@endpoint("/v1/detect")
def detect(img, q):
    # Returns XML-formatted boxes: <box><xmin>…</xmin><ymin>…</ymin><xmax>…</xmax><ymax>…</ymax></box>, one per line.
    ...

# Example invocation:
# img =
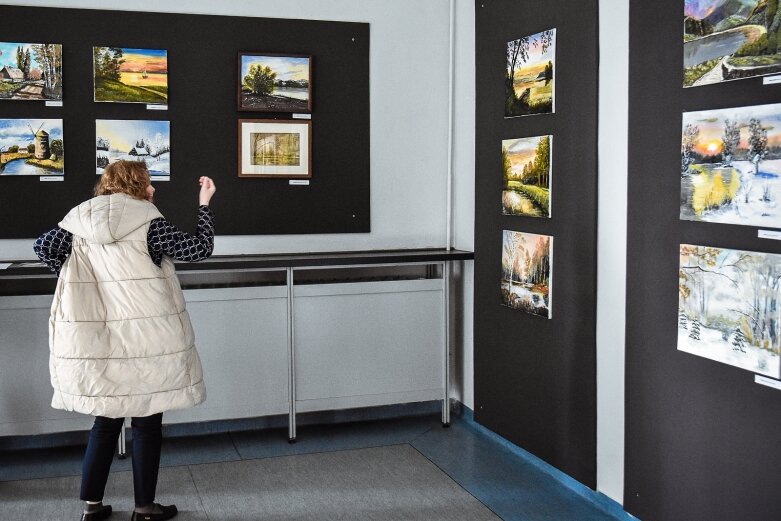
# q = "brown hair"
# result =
<box><xmin>94</xmin><ymin>160</ymin><xmax>150</xmax><ymax>199</ymax></box>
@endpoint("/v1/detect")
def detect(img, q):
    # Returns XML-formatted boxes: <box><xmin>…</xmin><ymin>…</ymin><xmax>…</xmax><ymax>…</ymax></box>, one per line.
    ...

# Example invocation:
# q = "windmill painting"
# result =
<box><xmin>0</xmin><ymin>119</ymin><xmax>63</xmax><ymax>176</ymax></box>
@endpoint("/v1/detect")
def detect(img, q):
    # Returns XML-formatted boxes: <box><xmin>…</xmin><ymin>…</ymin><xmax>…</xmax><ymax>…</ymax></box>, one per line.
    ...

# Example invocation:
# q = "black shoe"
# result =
<box><xmin>81</xmin><ymin>504</ymin><xmax>112</xmax><ymax>520</ymax></box>
<box><xmin>130</xmin><ymin>503</ymin><xmax>177</xmax><ymax>521</ymax></box>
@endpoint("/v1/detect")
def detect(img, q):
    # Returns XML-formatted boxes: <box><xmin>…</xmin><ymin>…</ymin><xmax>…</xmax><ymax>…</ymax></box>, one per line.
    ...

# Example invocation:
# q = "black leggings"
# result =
<box><xmin>79</xmin><ymin>413</ymin><xmax>163</xmax><ymax>507</ymax></box>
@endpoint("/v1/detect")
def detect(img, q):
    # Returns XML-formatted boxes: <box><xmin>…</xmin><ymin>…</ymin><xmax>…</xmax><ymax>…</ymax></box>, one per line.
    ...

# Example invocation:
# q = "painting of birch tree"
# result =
<box><xmin>678</xmin><ymin>244</ymin><xmax>781</xmax><ymax>377</ymax></box>
<box><xmin>501</xmin><ymin>230</ymin><xmax>552</xmax><ymax>318</ymax></box>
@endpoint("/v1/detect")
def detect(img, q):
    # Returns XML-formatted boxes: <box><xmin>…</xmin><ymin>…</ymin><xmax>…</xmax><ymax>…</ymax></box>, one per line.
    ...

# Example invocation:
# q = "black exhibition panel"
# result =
<box><xmin>626</xmin><ymin>1</ymin><xmax>781</xmax><ymax>520</ymax></box>
<box><xmin>0</xmin><ymin>5</ymin><xmax>369</xmax><ymax>239</ymax></box>
<box><xmin>474</xmin><ymin>0</ymin><xmax>598</xmax><ymax>487</ymax></box>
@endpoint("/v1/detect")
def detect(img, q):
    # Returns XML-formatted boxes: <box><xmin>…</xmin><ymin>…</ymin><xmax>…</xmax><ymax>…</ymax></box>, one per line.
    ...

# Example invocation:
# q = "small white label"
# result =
<box><xmin>755</xmin><ymin>375</ymin><xmax>781</xmax><ymax>390</ymax></box>
<box><xmin>289</xmin><ymin>179</ymin><xmax>310</xmax><ymax>186</ymax></box>
<box><xmin>45</xmin><ymin>100</ymin><xmax>63</xmax><ymax>107</ymax></box>
<box><xmin>758</xmin><ymin>229</ymin><xmax>781</xmax><ymax>240</ymax></box>
<box><xmin>40</xmin><ymin>176</ymin><xmax>64</xmax><ymax>182</ymax></box>
<box><xmin>0</xmin><ymin>263</ymin><xmax>12</xmax><ymax>270</ymax></box>
<box><xmin>292</xmin><ymin>113</ymin><xmax>312</xmax><ymax>119</ymax></box>
<box><xmin>763</xmin><ymin>75</ymin><xmax>781</xmax><ymax>85</ymax></box>
<box><xmin>147</xmin><ymin>104</ymin><xmax>168</xmax><ymax>111</ymax></box>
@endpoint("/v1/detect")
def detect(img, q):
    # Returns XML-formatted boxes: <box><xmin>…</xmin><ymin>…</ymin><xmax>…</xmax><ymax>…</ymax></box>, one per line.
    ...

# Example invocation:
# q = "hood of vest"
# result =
<box><xmin>59</xmin><ymin>193</ymin><xmax>164</xmax><ymax>244</ymax></box>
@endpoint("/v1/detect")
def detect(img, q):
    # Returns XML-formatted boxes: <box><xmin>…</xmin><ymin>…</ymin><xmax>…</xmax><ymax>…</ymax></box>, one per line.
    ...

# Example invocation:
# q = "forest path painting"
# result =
<box><xmin>502</xmin><ymin>135</ymin><xmax>551</xmax><ymax>217</ymax></box>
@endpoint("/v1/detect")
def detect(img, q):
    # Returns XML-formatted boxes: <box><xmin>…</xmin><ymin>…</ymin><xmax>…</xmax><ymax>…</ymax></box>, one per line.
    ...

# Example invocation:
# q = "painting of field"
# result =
<box><xmin>0</xmin><ymin>119</ymin><xmax>63</xmax><ymax>176</ymax></box>
<box><xmin>679</xmin><ymin>244</ymin><xmax>781</xmax><ymax>377</ymax></box>
<box><xmin>239</xmin><ymin>53</ymin><xmax>311</xmax><ymax>112</ymax></box>
<box><xmin>681</xmin><ymin>102</ymin><xmax>781</xmax><ymax>228</ymax></box>
<box><xmin>96</xmin><ymin>120</ymin><xmax>170</xmax><ymax>180</ymax></box>
<box><xmin>506</xmin><ymin>29</ymin><xmax>555</xmax><ymax>117</ymax></box>
<box><xmin>0</xmin><ymin>42</ymin><xmax>62</xmax><ymax>101</ymax></box>
<box><xmin>94</xmin><ymin>47</ymin><xmax>168</xmax><ymax>104</ymax></box>
<box><xmin>502</xmin><ymin>135</ymin><xmax>551</xmax><ymax>217</ymax></box>
<box><xmin>683</xmin><ymin>1</ymin><xmax>781</xmax><ymax>87</ymax></box>
<box><xmin>501</xmin><ymin>230</ymin><xmax>552</xmax><ymax>318</ymax></box>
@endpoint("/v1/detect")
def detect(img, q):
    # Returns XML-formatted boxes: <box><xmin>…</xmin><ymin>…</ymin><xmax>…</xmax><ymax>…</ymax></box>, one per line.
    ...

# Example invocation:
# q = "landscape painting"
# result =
<box><xmin>238</xmin><ymin>119</ymin><xmax>311</xmax><ymax>178</ymax></box>
<box><xmin>0</xmin><ymin>42</ymin><xmax>62</xmax><ymax>101</ymax></box>
<box><xmin>505</xmin><ymin>29</ymin><xmax>555</xmax><ymax>117</ymax></box>
<box><xmin>94</xmin><ymin>47</ymin><xmax>168</xmax><ymax>104</ymax></box>
<box><xmin>502</xmin><ymin>135</ymin><xmax>551</xmax><ymax>217</ymax></box>
<box><xmin>0</xmin><ymin>119</ymin><xmax>63</xmax><ymax>176</ymax></box>
<box><xmin>239</xmin><ymin>53</ymin><xmax>311</xmax><ymax>112</ymax></box>
<box><xmin>500</xmin><ymin>230</ymin><xmax>552</xmax><ymax>319</ymax></box>
<box><xmin>678</xmin><ymin>244</ymin><xmax>781</xmax><ymax>378</ymax></box>
<box><xmin>96</xmin><ymin>120</ymin><xmax>170</xmax><ymax>180</ymax></box>
<box><xmin>681</xmin><ymin>103</ymin><xmax>781</xmax><ymax>228</ymax></box>
<box><xmin>684</xmin><ymin>1</ymin><xmax>781</xmax><ymax>87</ymax></box>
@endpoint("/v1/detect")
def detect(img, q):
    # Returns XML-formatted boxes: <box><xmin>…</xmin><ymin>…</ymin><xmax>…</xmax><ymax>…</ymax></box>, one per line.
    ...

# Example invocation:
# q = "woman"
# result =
<box><xmin>33</xmin><ymin>160</ymin><xmax>216</xmax><ymax>521</ymax></box>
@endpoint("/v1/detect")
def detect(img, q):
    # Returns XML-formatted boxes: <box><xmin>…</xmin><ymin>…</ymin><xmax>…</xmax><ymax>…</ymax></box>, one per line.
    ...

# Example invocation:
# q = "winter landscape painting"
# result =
<box><xmin>681</xmin><ymin>103</ymin><xmax>781</xmax><ymax>228</ymax></box>
<box><xmin>239</xmin><ymin>53</ymin><xmax>311</xmax><ymax>112</ymax></box>
<box><xmin>94</xmin><ymin>47</ymin><xmax>168</xmax><ymax>104</ymax></box>
<box><xmin>505</xmin><ymin>29</ymin><xmax>555</xmax><ymax>117</ymax></box>
<box><xmin>500</xmin><ymin>230</ymin><xmax>552</xmax><ymax>319</ymax></box>
<box><xmin>502</xmin><ymin>135</ymin><xmax>551</xmax><ymax>217</ymax></box>
<box><xmin>684</xmin><ymin>1</ymin><xmax>781</xmax><ymax>87</ymax></box>
<box><xmin>0</xmin><ymin>42</ymin><xmax>62</xmax><ymax>100</ymax></box>
<box><xmin>96</xmin><ymin>120</ymin><xmax>170</xmax><ymax>180</ymax></box>
<box><xmin>678</xmin><ymin>244</ymin><xmax>781</xmax><ymax>378</ymax></box>
<box><xmin>0</xmin><ymin>119</ymin><xmax>63</xmax><ymax>176</ymax></box>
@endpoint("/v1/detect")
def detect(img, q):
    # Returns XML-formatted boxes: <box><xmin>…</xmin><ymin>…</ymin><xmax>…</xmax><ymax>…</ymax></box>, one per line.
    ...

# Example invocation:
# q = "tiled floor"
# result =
<box><xmin>0</xmin><ymin>414</ymin><xmax>628</xmax><ymax>521</ymax></box>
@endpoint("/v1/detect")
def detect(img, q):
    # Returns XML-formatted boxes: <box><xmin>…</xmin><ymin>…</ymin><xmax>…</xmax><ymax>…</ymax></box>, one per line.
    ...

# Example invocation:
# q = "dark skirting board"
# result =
<box><xmin>626</xmin><ymin>1</ymin><xmax>781</xmax><ymax>520</ymax></box>
<box><xmin>0</xmin><ymin>5</ymin><xmax>369</xmax><ymax>239</ymax></box>
<box><xmin>474</xmin><ymin>1</ymin><xmax>599</xmax><ymax>488</ymax></box>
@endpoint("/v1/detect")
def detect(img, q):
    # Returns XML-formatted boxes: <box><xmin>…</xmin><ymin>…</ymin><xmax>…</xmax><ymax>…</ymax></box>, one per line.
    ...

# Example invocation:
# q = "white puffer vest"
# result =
<box><xmin>49</xmin><ymin>193</ymin><xmax>206</xmax><ymax>418</ymax></box>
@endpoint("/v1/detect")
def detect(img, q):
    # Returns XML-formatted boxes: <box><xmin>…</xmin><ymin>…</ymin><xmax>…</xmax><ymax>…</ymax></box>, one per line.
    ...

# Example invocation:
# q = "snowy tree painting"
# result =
<box><xmin>95</xmin><ymin>119</ymin><xmax>170</xmax><ymax>180</ymax></box>
<box><xmin>678</xmin><ymin>244</ymin><xmax>781</xmax><ymax>378</ymax></box>
<box><xmin>680</xmin><ymin>103</ymin><xmax>781</xmax><ymax>228</ymax></box>
<box><xmin>500</xmin><ymin>230</ymin><xmax>552</xmax><ymax>318</ymax></box>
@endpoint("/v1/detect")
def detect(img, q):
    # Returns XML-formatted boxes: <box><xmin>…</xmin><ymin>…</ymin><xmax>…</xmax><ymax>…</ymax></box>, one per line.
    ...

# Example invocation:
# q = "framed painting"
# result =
<box><xmin>238</xmin><ymin>53</ymin><xmax>312</xmax><ymax>113</ymax></box>
<box><xmin>238</xmin><ymin>119</ymin><xmax>312</xmax><ymax>178</ymax></box>
<box><xmin>505</xmin><ymin>29</ymin><xmax>555</xmax><ymax>117</ymax></box>
<box><xmin>502</xmin><ymin>135</ymin><xmax>552</xmax><ymax>217</ymax></box>
<box><xmin>500</xmin><ymin>230</ymin><xmax>553</xmax><ymax>319</ymax></box>
<box><xmin>0</xmin><ymin>42</ymin><xmax>62</xmax><ymax>101</ymax></box>
<box><xmin>93</xmin><ymin>47</ymin><xmax>168</xmax><ymax>105</ymax></box>
<box><xmin>96</xmin><ymin>119</ymin><xmax>170</xmax><ymax>181</ymax></box>
<box><xmin>683</xmin><ymin>1</ymin><xmax>781</xmax><ymax>88</ymax></box>
<box><xmin>679</xmin><ymin>244</ymin><xmax>781</xmax><ymax>377</ymax></box>
<box><xmin>0</xmin><ymin>119</ymin><xmax>64</xmax><ymax>176</ymax></box>
<box><xmin>681</xmin><ymin>102</ymin><xmax>781</xmax><ymax>228</ymax></box>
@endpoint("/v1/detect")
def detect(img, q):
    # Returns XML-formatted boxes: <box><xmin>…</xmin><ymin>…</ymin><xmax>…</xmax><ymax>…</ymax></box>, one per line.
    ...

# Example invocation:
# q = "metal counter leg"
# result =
<box><xmin>117</xmin><ymin>420</ymin><xmax>127</xmax><ymax>459</ymax></box>
<box><xmin>287</xmin><ymin>267</ymin><xmax>297</xmax><ymax>443</ymax></box>
<box><xmin>442</xmin><ymin>261</ymin><xmax>451</xmax><ymax>427</ymax></box>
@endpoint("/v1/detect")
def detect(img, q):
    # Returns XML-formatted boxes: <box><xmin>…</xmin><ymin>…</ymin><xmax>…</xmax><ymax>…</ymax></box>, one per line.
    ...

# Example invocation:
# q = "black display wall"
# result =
<box><xmin>626</xmin><ymin>1</ymin><xmax>781</xmax><ymax>520</ymax></box>
<box><xmin>474</xmin><ymin>0</ymin><xmax>599</xmax><ymax>486</ymax></box>
<box><xmin>0</xmin><ymin>5</ymin><xmax>369</xmax><ymax>240</ymax></box>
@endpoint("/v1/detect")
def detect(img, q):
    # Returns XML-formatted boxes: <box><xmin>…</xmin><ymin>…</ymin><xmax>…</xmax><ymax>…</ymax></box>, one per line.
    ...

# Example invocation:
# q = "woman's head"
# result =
<box><xmin>94</xmin><ymin>160</ymin><xmax>154</xmax><ymax>201</ymax></box>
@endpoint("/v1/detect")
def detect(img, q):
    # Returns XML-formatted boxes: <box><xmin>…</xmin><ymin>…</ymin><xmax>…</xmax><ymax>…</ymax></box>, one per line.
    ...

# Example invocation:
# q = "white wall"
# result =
<box><xmin>596</xmin><ymin>0</ymin><xmax>629</xmax><ymax>505</ymax></box>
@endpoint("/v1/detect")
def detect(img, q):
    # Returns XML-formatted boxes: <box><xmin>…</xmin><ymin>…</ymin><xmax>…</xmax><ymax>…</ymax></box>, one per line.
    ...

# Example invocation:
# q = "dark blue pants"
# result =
<box><xmin>79</xmin><ymin>413</ymin><xmax>163</xmax><ymax>507</ymax></box>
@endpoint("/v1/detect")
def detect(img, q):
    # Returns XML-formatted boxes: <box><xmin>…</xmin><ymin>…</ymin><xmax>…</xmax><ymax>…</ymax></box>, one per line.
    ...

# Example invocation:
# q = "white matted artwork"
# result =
<box><xmin>678</xmin><ymin>244</ymin><xmax>781</xmax><ymax>378</ymax></box>
<box><xmin>238</xmin><ymin>119</ymin><xmax>311</xmax><ymax>178</ymax></box>
<box><xmin>500</xmin><ymin>230</ymin><xmax>552</xmax><ymax>319</ymax></box>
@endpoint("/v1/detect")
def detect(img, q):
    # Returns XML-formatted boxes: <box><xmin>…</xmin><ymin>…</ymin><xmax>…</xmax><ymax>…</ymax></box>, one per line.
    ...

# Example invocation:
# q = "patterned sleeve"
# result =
<box><xmin>33</xmin><ymin>227</ymin><xmax>73</xmax><ymax>276</ymax></box>
<box><xmin>147</xmin><ymin>205</ymin><xmax>215</xmax><ymax>266</ymax></box>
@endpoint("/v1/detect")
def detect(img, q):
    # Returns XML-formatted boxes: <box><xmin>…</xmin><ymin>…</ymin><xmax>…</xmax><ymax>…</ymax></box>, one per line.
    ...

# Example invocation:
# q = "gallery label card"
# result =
<box><xmin>755</xmin><ymin>375</ymin><xmax>781</xmax><ymax>391</ymax></box>
<box><xmin>45</xmin><ymin>101</ymin><xmax>63</xmax><ymax>107</ymax></box>
<box><xmin>763</xmin><ymin>75</ymin><xmax>781</xmax><ymax>85</ymax></box>
<box><xmin>147</xmin><ymin>104</ymin><xmax>168</xmax><ymax>111</ymax></box>
<box><xmin>292</xmin><ymin>113</ymin><xmax>312</xmax><ymax>119</ymax></box>
<box><xmin>758</xmin><ymin>229</ymin><xmax>781</xmax><ymax>240</ymax></box>
<box><xmin>289</xmin><ymin>180</ymin><xmax>310</xmax><ymax>186</ymax></box>
<box><xmin>40</xmin><ymin>176</ymin><xmax>64</xmax><ymax>182</ymax></box>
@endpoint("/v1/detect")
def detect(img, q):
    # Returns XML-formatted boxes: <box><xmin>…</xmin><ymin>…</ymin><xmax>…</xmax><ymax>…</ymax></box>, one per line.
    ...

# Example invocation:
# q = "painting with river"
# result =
<box><xmin>502</xmin><ymin>135</ymin><xmax>551</xmax><ymax>217</ymax></box>
<box><xmin>0</xmin><ymin>118</ymin><xmax>64</xmax><ymax>176</ymax></box>
<box><xmin>683</xmin><ymin>0</ymin><xmax>781</xmax><ymax>87</ymax></box>
<box><xmin>501</xmin><ymin>230</ymin><xmax>552</xmax><ymax>319</ymax></box>
<box><xmin>681</xmin><ymin>103</ymin><xmax>781</xmax><ymax>228</ymax></box>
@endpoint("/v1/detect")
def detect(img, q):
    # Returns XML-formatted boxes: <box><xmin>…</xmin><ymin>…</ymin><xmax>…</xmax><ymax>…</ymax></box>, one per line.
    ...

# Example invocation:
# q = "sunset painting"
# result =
<box><xmin>96</xmin><ymin>119</ymin><xmax>170</xmax><ymax>180</ymax></box>
<box><xmin>505</xmin><ymin>29</ymin><xmax>555</xmax><ymax>117</ymax></box>
<box><xmin>94</xmin><ymin>47</ymin><xmax>168</xmax><ymax>104</ymax></box>
<box><xmin>501</xmin><ymin>230</ymin><xmax>552</xmax><ymax>318</ymax></box>
<box><xmin>502</xmin><ymin>135</ymin><xmax>551</xmax><ymax>217</ymax></box>
<box><xmin>681</xmin><ymin>102</ymin><xmax>781</xmax><ymax>228</ymax></box>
